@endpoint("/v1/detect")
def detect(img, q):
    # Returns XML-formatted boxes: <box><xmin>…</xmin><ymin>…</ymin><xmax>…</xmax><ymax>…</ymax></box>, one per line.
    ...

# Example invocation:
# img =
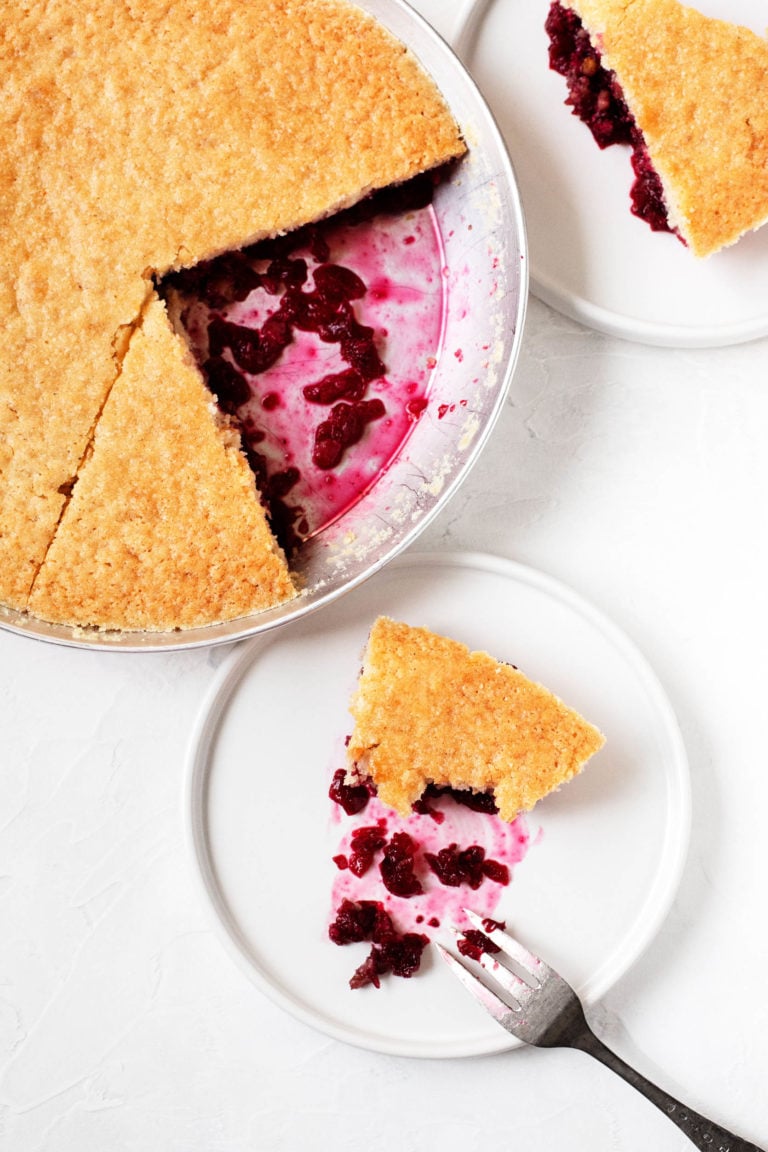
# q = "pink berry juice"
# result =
<box><xmin>162</xmin><ymin>176</ymin><xmax>448</xmax><ymax>554</ymax></box>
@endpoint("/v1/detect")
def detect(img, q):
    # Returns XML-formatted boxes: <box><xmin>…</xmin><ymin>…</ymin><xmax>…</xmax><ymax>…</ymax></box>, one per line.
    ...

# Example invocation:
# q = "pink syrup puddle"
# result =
<box><xmin>329</xmin><ymin>791</ymin><xmax>531</xmax><ymax>945</ymax></box>
<box><xmin>169</xmin><ymin>199</ymin><xmax>447</xmax><ymax>550</ymax></box>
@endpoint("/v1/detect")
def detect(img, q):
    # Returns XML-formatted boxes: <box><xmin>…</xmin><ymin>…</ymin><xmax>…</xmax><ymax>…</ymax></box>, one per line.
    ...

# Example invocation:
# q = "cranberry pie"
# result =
<box><xmin>547</xmin><ymin>0</ymin><xmax>768</xmax><ymax>256</ymax></box>
<box><xmin>346</xmin><ymin>617</ymin><xmax>605</xmax><ymax>822</ymax></box>
<box><xmin>0</xmin><ymin>0</ymin><xmax>464</xmax><ymax>631</ymax></box>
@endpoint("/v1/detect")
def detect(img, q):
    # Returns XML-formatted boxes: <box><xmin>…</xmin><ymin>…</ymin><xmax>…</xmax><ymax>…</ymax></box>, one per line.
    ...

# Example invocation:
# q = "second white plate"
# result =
<box><xmin>185</xmin><ymin>552</ymin><xmax>690</xmax><ymax>1057</ymax></box>
<box><xmin>455</xmin><ymin>0</ymin><xmax>768</xmax><ymax>347</ymax></box>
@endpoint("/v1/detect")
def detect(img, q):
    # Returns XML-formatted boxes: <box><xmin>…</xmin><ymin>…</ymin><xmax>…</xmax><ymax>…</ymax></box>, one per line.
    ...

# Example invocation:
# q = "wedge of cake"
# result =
<box><xmin>546</xmin><ymin>0</ymin><xmax>768</xmax><ymax>256</ymax></box>
<box><xmin>346</xmin><ymin>617</ymin><xmax>605</xmax><ymax>822</ymax></box>
<box><xmin>0</xmin><ymin>0</ymin><xmax>465</xmax><ymax>631</ymax></box>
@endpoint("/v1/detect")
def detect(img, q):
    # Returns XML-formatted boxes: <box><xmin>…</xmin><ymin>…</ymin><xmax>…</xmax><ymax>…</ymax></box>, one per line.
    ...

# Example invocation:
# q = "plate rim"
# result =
<box><xmin>183</xmin><ymin>550</ymin><xmax>692</xmax><ymax>1058</ymax></box>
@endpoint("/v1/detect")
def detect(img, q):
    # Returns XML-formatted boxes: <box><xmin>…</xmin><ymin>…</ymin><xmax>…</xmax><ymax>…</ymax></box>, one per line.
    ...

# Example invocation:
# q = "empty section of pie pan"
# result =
<box><xmin>0</xmin><ymin>0</ymin><xmax>527</xmax><ymax>652</ymax></box>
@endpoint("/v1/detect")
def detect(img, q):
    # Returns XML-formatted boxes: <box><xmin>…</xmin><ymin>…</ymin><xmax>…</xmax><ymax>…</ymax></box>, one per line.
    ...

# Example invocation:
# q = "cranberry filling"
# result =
<box><xmin>545</xmin><ymin>1</ymin><xmax>677</xmax><ymax>238</ymax></box>
<box><xmin>328</xmin><ymin>768</ymin><xmax>372</xmax><ymax>815</ymax></box>
<box><xmin>328</xmin><ymin>899</ymin><xmax>429</xmax><ymax>989</ymax></box>
<box><xmin>379</xmin><ymin>831</ymin><xmax>423</xmax><ymax>898</ymax></box>
<box><xmin>413</xmin><ymin>784</ymin><xmax>499</xmax><ymax>819</ymax></box>
<box><xmin>425</xmin><ymin>843</ymin><xmax>510</xmax><ymax>890</ymax></box>
<box><xmin>457</xmin><ymin>928</ymin><xmax>502</xmax><ymax>962</ymax></box>
<box><xmin>346</xmin><ymin>822</ymin><xmax>388</xmax><ymax>878</ymax></box>
<box><xmin>159</xmin><ymin>169</ymin><xmax>445</xmax><ymax>556</ymax></box>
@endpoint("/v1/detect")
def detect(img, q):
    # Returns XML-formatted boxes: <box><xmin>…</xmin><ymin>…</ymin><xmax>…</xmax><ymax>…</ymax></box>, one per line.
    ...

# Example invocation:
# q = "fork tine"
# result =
<box><xmin>434</xmin><ymin>944</ymin><xmax>523</xmax><ymax>1029</ymax></box>
<box><xmin>464</xmin><ymin>908</ymin><xmax>548</xmax><ymax>986</ymax></box>
<box><xmin>448</xmin><ymin>926</ymin><xmax>533</xmax><ymax>1002</ymax></box>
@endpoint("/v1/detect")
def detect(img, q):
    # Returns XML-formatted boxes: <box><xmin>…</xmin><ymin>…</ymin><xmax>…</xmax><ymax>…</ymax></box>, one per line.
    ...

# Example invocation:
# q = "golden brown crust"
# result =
<box><xmin>569</xmin><ymin>0</ymin><xmax>768</xmax><ymax>256</ymax></box>
<box><xmin>346</xmin><ymin>617</ymin><xmax>605</xmax><ymax>822</ymax></box>
<box><xmin>28</xmin><ymin>297</ymin><xmax>296</xmax><ymax>631</ymax></box>
<box><xmin>0</xmin><ymin>0</ymin><xmax>464</xmax><ymax>627</ymax></box>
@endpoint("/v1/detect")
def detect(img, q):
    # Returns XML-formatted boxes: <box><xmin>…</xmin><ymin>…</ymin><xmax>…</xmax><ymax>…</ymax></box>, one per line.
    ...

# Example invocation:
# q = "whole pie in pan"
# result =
<box><xmin>547</xmin><ymin>0</ymin><xmax>768</xmax><ymax>256</ymax></box>
<box><xmin>0</xmin><ymin>0</ymin><xmax>464</xmax><ymax>631</ymax></box>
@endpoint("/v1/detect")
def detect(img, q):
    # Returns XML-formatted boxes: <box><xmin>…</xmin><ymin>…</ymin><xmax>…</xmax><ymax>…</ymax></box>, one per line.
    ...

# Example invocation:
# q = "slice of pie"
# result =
<box><xmin>346</xmin><ymin>617</ymin><xmax>605</xmax><ymax>822</ymax></box>
<box><xmin>0</xmin><ymin>0</ymin><xmax>465</xmax><ymax>631</ymax></box>
<box><xmin>547</xmin><ymin>0</ymin><xmax>768</xmax><ymax>256</ymax></box>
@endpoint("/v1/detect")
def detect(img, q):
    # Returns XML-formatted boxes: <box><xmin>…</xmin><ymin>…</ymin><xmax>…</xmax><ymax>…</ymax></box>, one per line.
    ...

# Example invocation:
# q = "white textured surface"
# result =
<box><xmin>2</xmin><ymin>2</ymin><xmax>768</xmax><ymax>1147</ymax></box>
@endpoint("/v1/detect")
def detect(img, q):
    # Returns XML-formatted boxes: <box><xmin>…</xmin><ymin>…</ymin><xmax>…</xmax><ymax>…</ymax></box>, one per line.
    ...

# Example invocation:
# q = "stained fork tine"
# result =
<box><xmin>464</xmin><ymin>908</ymin><xmax>547</xmax><ymax>986</ymax></box>
<box><xmin>447</xmin><ymin>925</ymin><xmax>533</xmax><ymax>1002</ymax></box>
<box><xmin>434</xmin><ymin>943</ymin><xmax>522</xmax><ymax>1028</ymax></box>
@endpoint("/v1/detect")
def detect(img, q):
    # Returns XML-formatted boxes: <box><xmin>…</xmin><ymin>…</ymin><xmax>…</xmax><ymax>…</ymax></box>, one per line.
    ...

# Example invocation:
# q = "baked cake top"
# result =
<box><xmin>567</xmin><ymin>0</ymin><xmax>768</xmax><ymax>256</ymax></box>
<box><xmin>346</xmin><ymin>617</ymin><xmax>605</xmax><ymax>821</ymax></box>
<box><xmin>0</xmin><ymin>0</ymin><xmax>464</xmax><ymax>628</ymax></box>
<box><xmin>27</xmin><ymin>296</ymin><xmax>296</xmax><ymax>631</ymax></box>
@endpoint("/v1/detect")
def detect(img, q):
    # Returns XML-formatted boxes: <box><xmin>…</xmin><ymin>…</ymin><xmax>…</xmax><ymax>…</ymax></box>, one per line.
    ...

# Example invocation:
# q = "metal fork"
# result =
<box><xmin>438</xmin><ymin>910</ymin><xmax>765</xmax><ymax>1152</ymax></box>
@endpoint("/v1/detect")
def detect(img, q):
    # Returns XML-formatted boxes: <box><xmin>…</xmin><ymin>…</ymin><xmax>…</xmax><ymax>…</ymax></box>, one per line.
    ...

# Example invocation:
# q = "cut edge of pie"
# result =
<box><xmin>552</xmin><ymin>0</ymin><xmax>768</xmax><ymax>257</ymax></box>
<box><xmin>346</xmin><ymin>616</ymin><xmax>605</xmax><ymax>822</ymax></box>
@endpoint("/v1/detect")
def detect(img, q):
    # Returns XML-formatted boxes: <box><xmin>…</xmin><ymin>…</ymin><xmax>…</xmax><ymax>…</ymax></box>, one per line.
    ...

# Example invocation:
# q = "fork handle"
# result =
<box><xmin>571</xmin><ymin>1028</ymin><xmax>765</xmax><ymax>1152</ymax></box>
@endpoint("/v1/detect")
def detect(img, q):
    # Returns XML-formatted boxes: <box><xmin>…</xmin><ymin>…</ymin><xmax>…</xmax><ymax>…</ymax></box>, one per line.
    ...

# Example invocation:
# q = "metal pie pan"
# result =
<box><xmin>1</xmin><ymin>0</ymin><xmax>527</xmax><ymax>652</ymax></box>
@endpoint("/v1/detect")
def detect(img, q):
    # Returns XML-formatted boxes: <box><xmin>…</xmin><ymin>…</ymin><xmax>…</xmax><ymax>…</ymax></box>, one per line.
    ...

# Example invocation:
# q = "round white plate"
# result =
<box><xmin>452</xmin><ymin>0</ymin><xmax>768</xmax><ymax>347</ymax></box>
<box><xmin>185</xmin><ymin>552</ymin><xmax>690</xmax><ymax>1058</ymax></box>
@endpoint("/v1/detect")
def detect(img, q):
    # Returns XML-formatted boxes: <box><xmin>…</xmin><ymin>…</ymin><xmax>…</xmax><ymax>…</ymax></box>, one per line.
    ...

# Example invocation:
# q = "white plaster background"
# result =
<box><xmin>1</xmin><ymin>2</ymin><xmax>767</xmax><ymax>1148</ymax></box>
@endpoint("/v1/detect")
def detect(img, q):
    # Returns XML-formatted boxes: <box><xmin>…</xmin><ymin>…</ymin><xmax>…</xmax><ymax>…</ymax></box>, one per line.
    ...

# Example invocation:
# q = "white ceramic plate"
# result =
<box><xmin>185</xmin><ymin>552</ymin><xmax>690</xmax><ymax>1058</ymax></box>
<box><xmin>451</xmin><ymin>0</ymin><xmax>768</xmax><ymax>347</ymax></box>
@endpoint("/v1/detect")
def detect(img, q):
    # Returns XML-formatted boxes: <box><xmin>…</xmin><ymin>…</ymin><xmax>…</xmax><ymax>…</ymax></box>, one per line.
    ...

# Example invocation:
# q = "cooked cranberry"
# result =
<box><xmin>630</xmin><ymin>142</ymin><xmax>673</xmax><ymax>232</ymax></box>
<box><xmin>340</xmin><ymin>330</ymin><xmax>386</xmax><ymax>381</ymax></box>
<box><xmin>260</xmin><ymin>311</ymin><xmax>292</xmax><ymax>353</ymax></box>
<box><xmin>313</xmin><ymin>400</ymin><xmax>379</xmax><ymax>470</ymax></box>
<box><xmin>482</xmin><ymin>859</ymin><xmax>510</xmax><ymax>885</ymax></box>
<box><xmin>288</xmin><ymin>289</ymin><xmax>341</xmax><ymax>332</ymax></box>
<box><xmin>360</xmin><ymin>171</ymin><xmax>437</xmax><ymax>218</ymax></box>
<box><xmin>203</xmin><ymin>356</ymin><xmax>251</xmax><ymax>413</ymax></box>
<box><xmin>377</xmin><ymin>932</ymin><xmax>429</xmax><ymax>978</ymax></box>
<box><xmin>330</xmin><ymin>898</ymin><xmax>429</xmax><ymax>989</ymax></box>
<box><xmin>349</xmin><ymin>950</ymin><xmax>382</xmax><ymax>989</ymax></box>
<box><xmin>328</xmin><ymin>898</ymin><xmax>379</xmax><ymax>945</ymax></box>
<box><xmin>481</xmin><ymin>917</ymin><xmax>506</xmax><ymax>933</ymax></box>
<box><xmin>355</xmin><ymin>398</ymin><xmax>386</xmax><ymax>424</ymax></box>
<box><xmin>411</xmin><ymin>793</ymin><xmax>446</xmax><ymax>823</ymax></box>
<box><xmin>332</xmin><ymin>854</ymin><xmax>349</xmax><ymax>870</ymax></box>
<box><xmin>457</xmin><ymin>929</ymin><xmax>501</xmax><ymax>962</ymax></box>
<box><xmin>303</xmin><ymin>368</ymin><xmax>367</xmax><ymax>405</ymax></box>
<box><xmin>347</xmin><ymin>823</ymin><xmax>388</xmax><ymax>877</ymax></box>
<box><xmin>417</xmin><ymin>784</ymin><xmax>499</xmax><ymax>817</ymax></box>
<box><xmin>312</xmin><ymin>432</ymin><xmax>344</xmax><ymax>471</ymax></box>
<box><xmin>425</xmin><ymin>842</ymin><xmax>502</xmax><ymax>890</ymax></box>
<box><xmin>379</xmin><ymin>832</ymin><xmax>423</xmax><ymax>898</ymax></box>
<box><xmin>545</xmin><ymin>2</ymin><xmax>633</xmax><ymax>149</ymax></box>
<box><xmin>313</xmin><ymin>263</ymin><xmax>366</xmax><ymax>302</ymax></box>
<box><xmin>546</xmin><ymin>2</ymin><xmax>677</xmax><ymax>238</ymax></box>
<box><xmin>315</xmin><ymin>300</ymin><xmax>355</xmax><ymax>343</ymax></box>
<box><xmin>328</xmin><ymin>768</ymin><xmax>372</xmax><ymax>815</ymax></box>
<box><xmin>209</xmin><ymin>317</ymin><xmax>288</xmax><ymax>374</ymax></box>
<box><xmin>371</xmin><ymin>906</ymin><xmax>397</xmax><ymax>945</ymax></box>
<box><xmin>449</xmin><ymin>788</ymin><xmax>499</xmax><ymax>815</ymax></box>
<box><xmin>266</xmin><ymin>255</ymin><xmax>308</xmax><ymax>290</ymax></box>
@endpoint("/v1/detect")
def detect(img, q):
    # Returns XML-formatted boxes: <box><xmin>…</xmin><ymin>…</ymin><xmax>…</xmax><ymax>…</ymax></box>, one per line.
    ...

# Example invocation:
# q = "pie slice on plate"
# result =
<box><xmin>346</xmin><ymin>617</ymin><xmax>605</xmax><ymax>821</ymax></box>
<box><xmin>547</xmin><ymin>0</ymin><xmax>768</xmax><ymax>256</ymax></box>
